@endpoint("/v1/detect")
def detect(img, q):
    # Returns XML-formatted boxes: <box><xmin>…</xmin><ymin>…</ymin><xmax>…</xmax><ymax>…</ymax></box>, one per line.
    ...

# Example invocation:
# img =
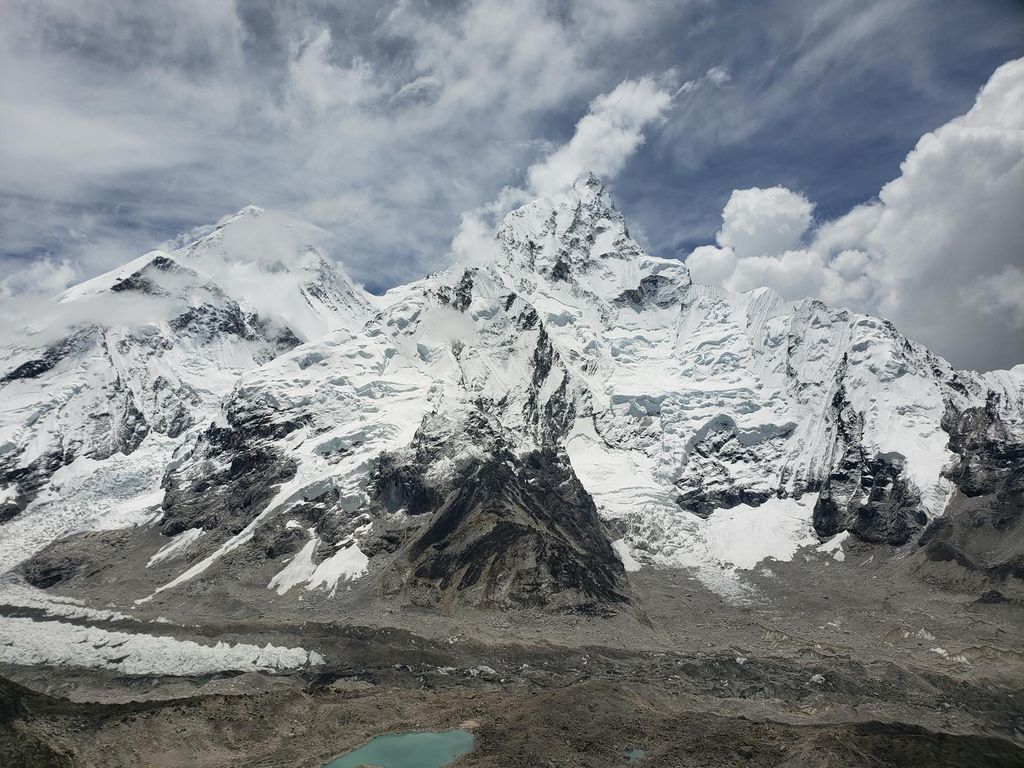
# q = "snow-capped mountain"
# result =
<box><xmin>2</xmin><ymin>177</ymin><xmax>1022</xmax><ymax>608</ymax></box>
<box><xmin>0</xmin><ymin>207</ymin><xmax>372</xmax><ymax>565</ymax></box>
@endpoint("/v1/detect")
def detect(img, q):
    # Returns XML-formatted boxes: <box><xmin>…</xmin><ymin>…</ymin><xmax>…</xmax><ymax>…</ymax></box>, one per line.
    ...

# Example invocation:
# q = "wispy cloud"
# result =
<box><xmin>527</xmin><ymin>76</ymin><xmax>674</xmax><ymax>197</ymax></box>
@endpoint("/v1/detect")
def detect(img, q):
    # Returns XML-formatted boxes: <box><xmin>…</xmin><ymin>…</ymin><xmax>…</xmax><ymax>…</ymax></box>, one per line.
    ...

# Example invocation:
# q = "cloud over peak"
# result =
<box><xmin>454</xmin><ymin>73</ymin><xmax>677</xmax><ymax>265</ymax></box>
<box><xmin>527</xmin><ymin>76</ymin><xmax>674</xmax><ymax>197</ymax></box>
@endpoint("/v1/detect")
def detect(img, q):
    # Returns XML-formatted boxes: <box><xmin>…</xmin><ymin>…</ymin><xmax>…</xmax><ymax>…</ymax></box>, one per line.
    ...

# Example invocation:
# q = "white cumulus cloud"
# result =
<box><xmin>717</xmin><ymin>186</ymin><xmax>814</xmax><ymax>259</ymax></box>
<box><xmin>685</xmin><ymin>245</ymin><xmax>738</xmax><ymax>286</ymax></box>
<box><xmin>686</xmin><ymin>57</ymin><xmax>1024</xmax><ymax>371</ymax></box>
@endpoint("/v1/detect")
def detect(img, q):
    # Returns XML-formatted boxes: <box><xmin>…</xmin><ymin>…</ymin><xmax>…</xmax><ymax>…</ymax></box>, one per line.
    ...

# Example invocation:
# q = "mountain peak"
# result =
<box><xmin>544</xmin><ymin>172</ymin><xmax>617</xmax><ymax>216</ymax></box>
<box><xmin>57</xmin><ymin>249</ymin><xmax>184</xmax><ymax>304</ymax></box>
<box><xmin>185</xmin><ymin>207</ymin><xmax>322</xmax><ymax>267</ymax></box>
<box><xmin>568</xmin><ymin>171</ymin><xmax>610</xmax><ymax>201</ymax></box>
<box><xmin>172</xmin><ymin>207</ymin><xmax>373</xmax><ymax>339</ymax></box>
<box><xmin>49</xmin><ymin>207</ymin><xmax>371</xmax><ymax>344</ymax></box>
<box><xmin>496</xmin><ymin>174</ymin><xmax>644</xmax><ymax>280</ymax></box>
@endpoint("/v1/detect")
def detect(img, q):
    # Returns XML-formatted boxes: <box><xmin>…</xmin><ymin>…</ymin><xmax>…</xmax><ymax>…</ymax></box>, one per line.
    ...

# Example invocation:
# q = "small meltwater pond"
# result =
<box><xmin>324</xmin><ymin>729</ymin><xmax>474</xmax><ymax>768</ymax></box>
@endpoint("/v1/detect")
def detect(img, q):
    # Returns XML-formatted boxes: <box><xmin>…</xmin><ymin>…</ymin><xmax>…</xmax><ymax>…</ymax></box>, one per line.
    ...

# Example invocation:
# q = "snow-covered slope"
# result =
<box><xmin>3</xmin><ymin>177</ymin><xmax>1022</xmax><ymax>605</ymax></box>
<box><xmin>58</xmin><ymin>207</ymin><xmax>371</xmax><ymax>341</ymax></box>
<box><xmin>0</xmin><ymin>208</ymin><xmax>372</xmax><ymax>566</ymax></box>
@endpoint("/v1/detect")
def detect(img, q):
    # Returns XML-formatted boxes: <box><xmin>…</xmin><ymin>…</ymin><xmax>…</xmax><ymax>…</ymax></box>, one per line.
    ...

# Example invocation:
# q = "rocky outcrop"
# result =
<box><xmin>20</xmin><ymin>529</ymin><xmax>135</xmax><ymax>590</ymax></box>
<box><xmin>390</xmin><ymin>447</ymin><xmax>627</xmax><ymax>612</ymax></box>
<box><xmin>914</xmin><ymin>394</ymin><xmax>1024</xmax><ymax>585</ymax></box>
<box><xmin>814</xmin><ymin>453</ymin><xmax>927</xmax><ymax>546</ymax></box>
<box><xmin>158</xmin><ymin>411</ymin><xmax>302</xmax><ymax>539</ymax></box>
<box><xmin>941</xmin><ymin>391</ymin><xmax>1024</xmax><ymax>499</ymax></box>
<box><xmin>812</xmin><ymin>384</ymin><xmax>928</xmax><ymax>545</ymax></box>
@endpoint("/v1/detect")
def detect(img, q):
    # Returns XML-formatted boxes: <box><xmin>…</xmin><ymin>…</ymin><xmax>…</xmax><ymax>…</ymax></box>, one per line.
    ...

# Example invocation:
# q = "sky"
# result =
<box><xmin>1</xmin><ymin>0</ymin><xmax>1022</xmax><ymax>370</ymax></box>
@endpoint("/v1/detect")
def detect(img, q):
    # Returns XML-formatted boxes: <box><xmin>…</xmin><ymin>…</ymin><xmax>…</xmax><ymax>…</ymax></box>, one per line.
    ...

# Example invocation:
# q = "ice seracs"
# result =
<box><xmin>0</xmin><ymin>616</ymin><xmax>323</xmax><ymax>675</ymax></box>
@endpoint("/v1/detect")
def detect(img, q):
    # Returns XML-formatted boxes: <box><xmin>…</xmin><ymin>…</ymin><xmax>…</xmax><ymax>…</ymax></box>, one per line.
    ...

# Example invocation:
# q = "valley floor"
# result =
<box><xmin>2</xmin><ymin>545</ymin><xmax>1022</xmax><ymax>767</ymax></box>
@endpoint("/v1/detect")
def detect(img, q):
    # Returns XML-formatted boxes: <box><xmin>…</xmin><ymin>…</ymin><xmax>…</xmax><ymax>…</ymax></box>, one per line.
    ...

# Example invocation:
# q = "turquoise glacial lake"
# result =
<box><xmin>324</xmin><ymin>729</ymin><xmax>474</xmax><ymax>768</ymax></box>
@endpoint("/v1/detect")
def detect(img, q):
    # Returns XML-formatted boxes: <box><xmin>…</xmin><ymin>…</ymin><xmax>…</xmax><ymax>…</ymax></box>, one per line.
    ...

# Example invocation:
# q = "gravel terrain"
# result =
<box><xmin>3</xmin><ymin>544</ymin><xmax>1022</xmax><ymax>767</ymax></box>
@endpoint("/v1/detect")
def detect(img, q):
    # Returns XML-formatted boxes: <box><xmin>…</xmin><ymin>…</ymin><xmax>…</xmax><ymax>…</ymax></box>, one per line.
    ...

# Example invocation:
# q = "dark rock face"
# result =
<box><xmin>103</xmin><ymin>376</ymin><xmax>151</xmax><ymax>457</ymax></box>
<box><xmin>169</xmin><ymin>300</ymin><xmax>258</xmax><ymax>342</ymax></box>
<box><xmin>139</xmin><ymin>375</ymin><xmax>196</xmax><ymax>439</ymax></box>
<box><xmin>614</xmin><ymin>275</ymin><xmax>680</xmax><ymax>309</ymax></box>
<box><xmin>110</xmin><ymin>254</ymin><xmax>191</xmax><ymax>296</ymax></box>
<box><xmin>253</xmin><ymin>518</ymin><xmax>311</xmax><ymax>560</ymax></box>
<box><xmin>452</xmin><ymin>269</ymin><xmax>475</xmax><ymax>312</ymax></box>
<box><xmin>550</xmin><ymin>254</ymin><xmax>572</xmax><ymax>281</ymax></box>
<box><xmin>917</xmin><ymin>501</ymin><xmax>1024</xmax><ymax>580</ymax></box>
<box><xmin>915</xmin><ymin>396</ymin><xmax>1024</xmax><ymax>581</ymax></box>
<box><xmin>0</xmin><ymin>328</ymin><xmax>99</xmax><ymax>385</ymax></box>
<box><xmin>371</xmin><ymin>453</ymin><xmax>443</xmax><ymax>516</ymax></box>
<box><xmin>815</xmin><ymin>453</ymin><xmax>928</xmax><ymax>545</ymax></box>
<box><xmin>0</xmin><ymin>453</ymin><xmax>65</xmax><ymax>525</ymax></box>
<box><xmin>392</xmin><ymin>447</ymin><xmax>628</xmax><ymax>612</ymax></box>
<box><xmin>976</xmin><ymin>589</ymin><xmax>1009</xmax><ymax>604</ymax></box>
<box><xmin>673</xmin><ymin>416</ymin><xmax>789</xmax><ymax>519</ymax></box>
<box><xmin>432</xmin><ymin>268</ymin><xmax>476</xmax><ymax>312</ymax></box>
<box><xmin>942</xmin><ymin>392</ymin><xmax>1024</xmax><ymax>498</ymax></box>
<box><xmin>813</xmin><ymin>380</ymin><xmax>928</xmax><ymax>545</ymax></box>
<box><xmin>678</xmin><ymin>487</ymin><xmax>776</xmax><ymax>520</ymax></box>
<box><xmin>20</xmin><ymin>551</ymin><xmax>80</xmax><ymax>590</ymax></box>
<box><xmin>157</xmin><ymin>410</ymin><xmax>302</xmax><ymax>538</ymax></box>
<box><xmin>21</xmin><ymin>529</ymin><xmax>135</xmax><ymax>589</ymax></box>
<box><xmin>523</xmin><ymin>325</ymin><xmax>576</xmax><ymax>447</ymax></box>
